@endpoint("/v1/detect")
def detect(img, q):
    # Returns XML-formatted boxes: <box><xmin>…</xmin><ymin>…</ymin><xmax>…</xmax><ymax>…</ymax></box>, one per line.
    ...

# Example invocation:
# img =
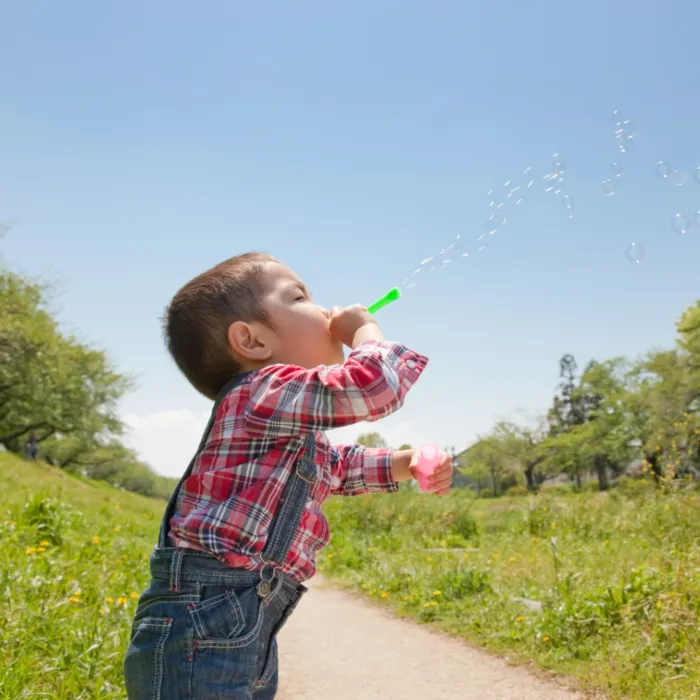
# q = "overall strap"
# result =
<box><xmin>256</xmin><ymin>429</ymin><xmax>317</xmax><ymax>595</ymax></box>
<box><xmin>156</xmin><ymin>373</ymin><xmax>251</xmax><ymax>549</ymax></box>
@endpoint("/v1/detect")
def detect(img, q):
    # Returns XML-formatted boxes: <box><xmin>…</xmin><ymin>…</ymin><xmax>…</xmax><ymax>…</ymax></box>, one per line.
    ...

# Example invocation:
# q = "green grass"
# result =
<box><xmin>0</xmin><ymin>453</ymin><xmax>163</xmax><ymax>698</ymax></box>
<box><xmin>321</xmin><ymin>483</ymin><xmax>700</xmax><ymax>700</ymax></box>
<box><xmin>2</xmin><ymin>452</ymin><xmax>698</xmax><ymax>699</ymax></box>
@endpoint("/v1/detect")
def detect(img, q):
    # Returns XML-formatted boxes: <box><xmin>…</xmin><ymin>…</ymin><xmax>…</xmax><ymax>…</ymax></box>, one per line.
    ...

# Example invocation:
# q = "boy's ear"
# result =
<box><xmin>227</xmin><ymin>321</ymin><xmax>272</xmax><ymax>362</ymax></box>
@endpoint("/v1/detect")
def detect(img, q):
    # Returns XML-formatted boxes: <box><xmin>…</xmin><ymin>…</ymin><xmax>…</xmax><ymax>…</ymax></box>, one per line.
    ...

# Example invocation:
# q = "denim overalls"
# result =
<box><xmin>123</xmin><ymin>374</ymin><xmax>314</xmax><ymax>699</ymax></box>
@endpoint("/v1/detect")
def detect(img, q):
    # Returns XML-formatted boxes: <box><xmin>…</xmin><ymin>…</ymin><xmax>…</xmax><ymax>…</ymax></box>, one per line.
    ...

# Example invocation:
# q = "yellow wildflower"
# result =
<box><xmin>380</xmin><ymin>592</ymin><xmax>389</xmax><ymax>599</ymax></box>
<box><xmin>516</xmin><ymin>616</ymin><xmax>526</xmax><ymax>622</ymax></box>
<box><xmin>92</xmin><ymin>536</ymin><xmax>100</xmax><ymax>544</ymax></box>
<box><xmin>130</xmin><ymin>592</ymin><xmax>139</xmax><ymax>599</ymax></box>
<box><xmin>433</xmin><ymin>590</ymin><xmax>441</xmax><ymax>597</ymax></box>
<box><xmin>105</xmin><ymin>596</ymin><xmax>115</xmax><ymax>604</ymax></box>
<box><xmin>39</xmin><ymin>541</ymin><xmax>50</xmax><ymax>547</ymax></box>
<box><xmin>26</xmin><ymin>547</ymin><xmax>37</xmax><ymax>555</ymax></box>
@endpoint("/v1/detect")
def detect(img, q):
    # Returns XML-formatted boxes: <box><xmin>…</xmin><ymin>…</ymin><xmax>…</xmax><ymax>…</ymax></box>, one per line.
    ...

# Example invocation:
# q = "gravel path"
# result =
<box><xmin>277</xmin><ymin>576</ymin><xmax>585</xmax><ymax>700</ymax></box>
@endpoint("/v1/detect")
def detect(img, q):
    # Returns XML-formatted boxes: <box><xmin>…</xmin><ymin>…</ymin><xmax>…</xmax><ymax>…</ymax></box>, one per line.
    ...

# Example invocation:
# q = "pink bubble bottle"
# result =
<box><xmin>415</xmin><ymin>443</ymin><xmax>441</xmax><ymax>492</ymax></box>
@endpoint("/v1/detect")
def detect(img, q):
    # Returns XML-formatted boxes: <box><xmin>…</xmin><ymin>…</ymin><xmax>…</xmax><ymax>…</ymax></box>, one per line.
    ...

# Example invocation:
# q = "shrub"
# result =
<box><xmin>506</xmin><ymin>485</ymin><xmax>528</xmax><ymax>497</ymax></box>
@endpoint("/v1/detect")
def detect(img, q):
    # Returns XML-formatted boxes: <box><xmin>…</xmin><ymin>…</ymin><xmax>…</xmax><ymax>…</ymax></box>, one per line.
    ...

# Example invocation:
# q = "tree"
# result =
<box><xmin>491</xmin><ymin>420</ymin><xmax>547</xmax><ymax>491</ymax></box>
<box><xmin>356</xmin><ymin>432</ymin><xmax>388</xmax><ymax>448</ymax></box>
<box><xmin>460</xmin><ymin>436</ymin><xmax>515</xmax><ymax>496</ymax></box>
<box><xmin>0</xmin><ymin>268</ymin><xmax>132</xmax><ymax>455</ymax></box>
<box><xmin>541</xmin><ymin>358</ymin><xmax>637</xmax><ymax>490</ymax></box>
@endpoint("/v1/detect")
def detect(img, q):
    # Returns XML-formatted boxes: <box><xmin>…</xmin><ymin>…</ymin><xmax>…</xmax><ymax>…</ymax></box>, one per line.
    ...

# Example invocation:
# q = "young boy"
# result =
<box><xmin>123</xmin><ymin>252</ymin><xmax>453</xmax><ymax>699</ymax></box>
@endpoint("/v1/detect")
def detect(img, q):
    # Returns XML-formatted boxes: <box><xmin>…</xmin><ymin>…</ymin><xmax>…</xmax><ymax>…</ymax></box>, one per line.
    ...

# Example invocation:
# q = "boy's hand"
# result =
<box><xmin>330</xmin><ymin>305</ymin><xmax>385</xmax><ymax>348</ymax></box>
<box><xmin>409</xmin><ymin>449</ymin><xmax>454</xmax><ymax>495</ymax></box>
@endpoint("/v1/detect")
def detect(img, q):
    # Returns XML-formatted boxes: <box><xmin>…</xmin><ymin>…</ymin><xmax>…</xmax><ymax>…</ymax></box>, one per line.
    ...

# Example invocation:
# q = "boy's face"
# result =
<box><xmin>257</xmin><ymin>262</ymin><xmax>345</xmax><ymax>369</ymax></box>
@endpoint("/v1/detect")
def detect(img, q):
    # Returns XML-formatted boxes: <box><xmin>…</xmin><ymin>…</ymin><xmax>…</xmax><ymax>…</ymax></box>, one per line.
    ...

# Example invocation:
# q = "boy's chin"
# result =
<box><xmin>329</xmin><ymin>346</ymin><xmax>346</xmax><ymax>366</ymax></box>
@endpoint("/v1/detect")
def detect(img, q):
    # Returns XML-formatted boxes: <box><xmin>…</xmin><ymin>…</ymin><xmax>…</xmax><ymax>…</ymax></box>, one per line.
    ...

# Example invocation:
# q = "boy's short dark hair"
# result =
<box><xmin>163</xmin><ymin>252</ymin><xmax>277</xmax><ymax>399</ymax></box>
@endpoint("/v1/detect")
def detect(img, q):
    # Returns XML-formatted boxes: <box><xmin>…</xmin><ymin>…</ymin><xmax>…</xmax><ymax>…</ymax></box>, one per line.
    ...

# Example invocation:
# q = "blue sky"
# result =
<box><xmin>2</xmin><ymin>1</ymin><xmax>699</xmax><ymax>476</ymax></box>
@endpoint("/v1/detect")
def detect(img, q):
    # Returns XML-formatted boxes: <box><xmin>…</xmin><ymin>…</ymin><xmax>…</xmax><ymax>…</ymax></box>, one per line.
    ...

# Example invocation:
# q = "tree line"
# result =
<box><xmin>1</xmin><ymin>258</ymin><xmax>178</xmax><ymax>499</ymax></box>
<box><xmin>459</xmin><ymin>301</ymin><xmax>700</xmax><ymax>495</ymax></box>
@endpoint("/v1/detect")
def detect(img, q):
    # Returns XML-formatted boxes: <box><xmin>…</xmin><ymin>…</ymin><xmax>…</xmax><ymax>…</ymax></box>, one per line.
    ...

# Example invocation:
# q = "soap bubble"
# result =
<box><xmin>614</xmin><ymin>120</ymin><xmax>635</xmax><ymax>152</ymax></box>
<box><xmin>655</xmin><ymin>161</ymin><xmax>671</xmax><ymax>179</ymax></box>
<box><xmin>693</xmin><ymin>212</ymin><xmax>700</xmax><ymax>227</ymax></box>
<box><xmin>611</xmin><ymin>111</ymin><xmax>635</xmax><ymax>152</ymax></box>
<box><xmin>544</xmin><ymin>155</ymin><xmax>566</xmax><ymax>185</ymax></box>
<box><xmin>672</xmin><ymin>213</ymin><xmax>691</xmax><ymax>235</ymax></box>
<box><xmin>482</xmin><ymin>221</ymin><xmax>498</xmax><ymax>237</ymax></box>
<box><xmin>695</xmin><ymin>167</ymin><xmax>700</xmax><ymax>184</ymax></box>
<box><xmin>524</xmin><ymin>166</ymin><xmax>535</xmax><ymax>188</ymax></box>
<box><xmin>625</xmin><ymin>242</ymin><xmax>645</xmax><ymax>264</ymax></box>
<box><xmin>562</xmin><ymin>194</ymin><xmax>574</xmax><ymax>218</ymax></box>
<box><xmin>611</xmin><ymin>162</ymin><xmax>623</xmax><ymax>178</ymax></box>
<box><xmin>668</xmin><ymin>170</ymin><xmax>688</xmax><ymax>187</ymax></box>
<box><xmin>551</xmin><ymin>153</ymin><xmax>566</xmax><ymax>179</ymax></box>
<box><xmin>602</xmin><ymin>178</ymin><xmax>617</xmax><ymax>196</ymax></box>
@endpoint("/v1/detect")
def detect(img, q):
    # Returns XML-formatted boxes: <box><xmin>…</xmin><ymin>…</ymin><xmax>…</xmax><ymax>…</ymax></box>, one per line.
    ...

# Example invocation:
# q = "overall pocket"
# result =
<box><xmin>188</xmin><ymin>583</ymin><xmax>264</xmax><ymax>649</ymax></box>
<box><xmin>188</xmin><ymin>584</ymin><xmax>265</xmax><ymax>698</ymax></box>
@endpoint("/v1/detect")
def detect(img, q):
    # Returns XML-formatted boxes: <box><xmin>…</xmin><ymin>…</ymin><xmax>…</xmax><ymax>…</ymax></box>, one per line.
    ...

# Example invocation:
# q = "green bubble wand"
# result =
<box><xmin>367</xmin><ymin>287</ymin><xmax>402</xmax><ymax>315</ymax></box>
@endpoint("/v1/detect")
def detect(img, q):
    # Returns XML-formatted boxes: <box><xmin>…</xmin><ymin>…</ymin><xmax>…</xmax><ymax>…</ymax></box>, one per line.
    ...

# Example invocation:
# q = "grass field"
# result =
<box><xmin>1</xmin><ymin>452</ymin><xmax>699</xmax><ymax>699</ymax></box>
<box><xmin>0</xmin><ymin>453</ymin><xmax>163</xmax><ymax>699</ymax></box>
<box><xmin>321</xmin><ymin>482</ymin><xmax>700</xmax><ymax>700</ymax></box>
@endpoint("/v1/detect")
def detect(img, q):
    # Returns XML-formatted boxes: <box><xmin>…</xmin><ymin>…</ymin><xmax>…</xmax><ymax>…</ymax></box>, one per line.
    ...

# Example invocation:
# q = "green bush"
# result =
<box><xmin>506</xmin><ymin>485</ymin><xmax>529</xmax><ymax>497</ymax></box>
<box><xmin>478</xmin><ymin>488</ymin><xmax>494</xmax><ymax>498</ymax></box>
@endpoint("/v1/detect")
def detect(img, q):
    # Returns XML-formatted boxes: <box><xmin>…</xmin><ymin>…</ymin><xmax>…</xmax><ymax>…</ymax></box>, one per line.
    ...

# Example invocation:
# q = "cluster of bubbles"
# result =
<box><xmin>606</xmin><ymin>111</ymin><xmax>641</xmax><ymax>261</ymax></box>
<box><xmin>542</xmin><ymin>154</ymin><xmax>575</xmax><ymax>219</ymax></box>
<box><xmin>401</xmin><ymin>159</ymin><xmax>550</xmax><ymax>290</ymax></box>
<box><xmin>400</xmin><ymin>110</ymin><xmax>695</xmax><ymax>287</ymax></box>
<box><xmin>603</xmin><ymin>111</ymin><xmax>635</xmax><ymax>196</ymax></box>
<box><xmin>612</xmin><ymin>110</ymin><xmax>635</xmax><ymax>153</ymax></box>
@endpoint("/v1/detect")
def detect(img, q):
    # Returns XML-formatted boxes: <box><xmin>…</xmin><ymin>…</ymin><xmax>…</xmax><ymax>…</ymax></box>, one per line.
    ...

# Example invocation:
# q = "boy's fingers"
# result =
<box><xmin>427</xmin><ymin>474</ymin><xmax>453</xmax><ymax>491</ymax></box>
<box><xmin>428</xmin><ymin>463</ymin><xmax>454</xmax><ymax>482</ymax></box>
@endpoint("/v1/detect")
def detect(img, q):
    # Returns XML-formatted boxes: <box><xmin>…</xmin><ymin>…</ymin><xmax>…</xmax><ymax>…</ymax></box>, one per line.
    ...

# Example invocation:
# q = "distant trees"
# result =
<box><xmin>458</xmin><ymin>300</ymin><xmax>700</xmax><ymax>494</ymax></box>
<box><xmin>1</xmin><ymin>263</ymin><xmax>177</xmax><ymax>499</ymax></box>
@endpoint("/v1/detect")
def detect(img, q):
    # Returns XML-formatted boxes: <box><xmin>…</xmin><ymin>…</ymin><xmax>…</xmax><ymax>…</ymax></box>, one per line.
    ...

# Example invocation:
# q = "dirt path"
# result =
<box><xmin>277</xmin><ymin>576</ymin><xmax>585</xmax><ymax>700</ymax></box>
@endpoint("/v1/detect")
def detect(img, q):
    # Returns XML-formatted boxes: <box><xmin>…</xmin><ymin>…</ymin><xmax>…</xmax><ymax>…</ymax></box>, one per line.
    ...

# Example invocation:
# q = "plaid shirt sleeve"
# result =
<box><xmin>329</xmin><ymin>444</ymin><xmax>399</xmax><ymax>496</ymax></box>
<box><xmin>243</xmin><ymin>340</ymin><xmax>428</xmax><ymax>438</ymax></box>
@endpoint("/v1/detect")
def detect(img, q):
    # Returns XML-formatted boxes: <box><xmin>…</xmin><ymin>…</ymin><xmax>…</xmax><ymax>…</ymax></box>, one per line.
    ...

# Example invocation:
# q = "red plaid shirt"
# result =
<box><xmin>167</xmin><ymin>340</ymin><xmax>428</xmax><ymax>582</ymax></box>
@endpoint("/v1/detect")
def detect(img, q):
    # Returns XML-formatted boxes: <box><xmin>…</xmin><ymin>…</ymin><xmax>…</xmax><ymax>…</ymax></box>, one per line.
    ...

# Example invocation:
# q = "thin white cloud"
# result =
<box><xmin>122</xmin><ymin>409</ymin><xmax>209</xmax><ymax>477</ymax></box>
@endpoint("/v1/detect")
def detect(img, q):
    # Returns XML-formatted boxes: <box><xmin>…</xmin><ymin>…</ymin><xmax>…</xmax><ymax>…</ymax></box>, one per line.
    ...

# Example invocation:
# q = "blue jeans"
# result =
<box><xmin>123</xmin><ymin>551</ymin><xmax>306</xmax><ymax>699</ymax></box>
